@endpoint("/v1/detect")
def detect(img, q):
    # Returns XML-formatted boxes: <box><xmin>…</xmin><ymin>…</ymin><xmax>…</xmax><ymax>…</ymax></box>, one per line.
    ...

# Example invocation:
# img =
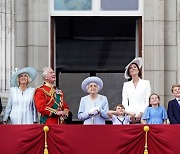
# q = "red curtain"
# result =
<box><xmin>0</xmin><ymin>124</ymin><xmax>180</xmax><ymax>154</ymax></box>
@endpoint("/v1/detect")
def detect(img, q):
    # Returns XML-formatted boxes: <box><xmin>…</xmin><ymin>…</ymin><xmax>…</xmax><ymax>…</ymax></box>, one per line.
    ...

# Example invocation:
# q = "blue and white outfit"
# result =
<box><xmin>110</xmin><ymin>115</ymin><xmax>131</xmax><ymax>125</ymax></box>
<box><xmin>3</xmin><ymin>87</ymin><xmax>38</xmax><ymax>124</ymax></box>
<box><xmin>78</xmin><ymin>94</ymin><xmax>109</xmax><ymax>125</ymax></box>
<box><xmin>142</xmin><ymin>106</ymin><xmax>167</xmax><ymax>124</ymax></box>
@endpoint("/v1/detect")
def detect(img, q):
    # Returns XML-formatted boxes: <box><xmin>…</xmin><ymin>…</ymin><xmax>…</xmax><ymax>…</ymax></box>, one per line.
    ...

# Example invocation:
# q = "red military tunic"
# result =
<box><xmin>34</xmin><ymin>82</ymin><xmax>69</xmax><ymax>124</ymax></box>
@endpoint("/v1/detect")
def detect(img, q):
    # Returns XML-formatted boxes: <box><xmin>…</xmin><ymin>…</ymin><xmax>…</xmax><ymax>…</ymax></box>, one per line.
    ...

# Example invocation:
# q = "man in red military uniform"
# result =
<box><xmin>34</xmin><ymin>67</ymin><xmax>70</xmax><ymax>124</ymax></box>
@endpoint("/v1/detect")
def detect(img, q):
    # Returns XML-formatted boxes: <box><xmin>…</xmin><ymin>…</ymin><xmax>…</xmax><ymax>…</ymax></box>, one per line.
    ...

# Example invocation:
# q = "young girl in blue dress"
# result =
<box><xmin>141</xmin><ymin>93</ymin><xmax>167</xmax><ymax>124</ymax></box>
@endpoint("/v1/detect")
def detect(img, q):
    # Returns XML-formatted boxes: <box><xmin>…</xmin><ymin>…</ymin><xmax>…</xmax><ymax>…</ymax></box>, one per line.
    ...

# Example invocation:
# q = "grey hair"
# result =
<box><xmin>42</xmin><ymin>67</ymin><xmax>51</xmax><ymax>80</ymax></box>
<box><xmin>86</xmin><ymin>83</ymin><xmax>99</xmax><ymax>93</ymax></box>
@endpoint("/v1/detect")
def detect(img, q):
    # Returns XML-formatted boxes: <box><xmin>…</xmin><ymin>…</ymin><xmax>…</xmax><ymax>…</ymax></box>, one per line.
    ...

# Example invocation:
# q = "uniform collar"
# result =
<box><xmin>44</xmin><ymin>82</ymin><xmax>55</xmax><ymax>89</ymax></box>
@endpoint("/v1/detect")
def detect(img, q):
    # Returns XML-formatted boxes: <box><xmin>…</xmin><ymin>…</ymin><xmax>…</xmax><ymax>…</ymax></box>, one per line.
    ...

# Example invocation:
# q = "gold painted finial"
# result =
<box><xmin>143</xmin><ymin>126</ymin><xmax>150</xmax><ymax>154</ymax></box>
<box><xmin>43</xmin><ymin>126</ymin><xmax>49</xmax><ymax>154</ymax></box>
<box><xmin>43</xmin><ymin>125</ymin><xmax>49</xmax><ymax>132</ymax></box>
<box><xmin>144</xmin><ymin>126</ymin><xmax>149</xmax><ymax>132</ymax></box>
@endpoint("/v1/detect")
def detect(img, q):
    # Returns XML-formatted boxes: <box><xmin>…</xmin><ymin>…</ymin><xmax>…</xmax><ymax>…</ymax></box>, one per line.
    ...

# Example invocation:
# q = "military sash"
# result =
<box><xmin>40</xmin><ymin>92</ymin><xmax>62</xmax><ymax>124</ymax></box>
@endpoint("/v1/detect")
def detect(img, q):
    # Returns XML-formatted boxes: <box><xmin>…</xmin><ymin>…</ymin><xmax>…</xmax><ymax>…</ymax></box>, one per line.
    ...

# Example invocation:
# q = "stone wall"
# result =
<box><xmin>0</xmin><ymin>0</ymin><xmax>49</xmax><ymax>120</ymax></box>
<box><xmin>16</xmin><ymin>0</ymin><xmax>49</xmax><ymax>87</ymax></box>
<box><xmin>143</xmin><ymin>0</ymin><xmax>180</xmax><ymax>107</ymax></box>
<box><xmin>1</xmin><ymin>0</ymin><xmax>180</xmax><ymax>117</ymax></box>
<box><xmin>0</xmin><ymin>0</ymin><xmax>15</xmax><ymax>98</ymax></box>
<box><xmin>164</xmin><ymin>0</ymin><xmax>179</xmax><ymax>106</ymax></box>
<box><xmin>0</xmin><ymin>0</ymin><xmax>15</xmax><ymax>120</ymax></box>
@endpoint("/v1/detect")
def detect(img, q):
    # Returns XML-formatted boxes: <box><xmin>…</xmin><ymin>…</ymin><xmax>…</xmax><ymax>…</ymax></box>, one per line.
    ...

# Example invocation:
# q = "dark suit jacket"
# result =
<box><xmin>167</xmin><ymin>99</ymin><xmax>180</xmax><ymax>124</ymax></box>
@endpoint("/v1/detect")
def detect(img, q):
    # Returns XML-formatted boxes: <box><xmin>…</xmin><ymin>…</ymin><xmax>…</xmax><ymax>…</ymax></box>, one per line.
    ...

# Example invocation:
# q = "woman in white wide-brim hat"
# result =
<box><xmin>78</xmin><ymin>76</ymin><xmax>109</xmax><ymax>124</ymax></box>
<box><xmin>3</xmin><ymin>67</ymin><xmax>38</xmax><ymax>124</ymax></box>
<box><xmin>122</xmin><ymin>57</ymin><xmax>151</xmax><ymax>123</ymax></box>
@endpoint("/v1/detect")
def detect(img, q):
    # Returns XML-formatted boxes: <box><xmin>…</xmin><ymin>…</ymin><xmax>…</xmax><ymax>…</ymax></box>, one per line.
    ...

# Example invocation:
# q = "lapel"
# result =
<box><xmin>173</xmin><ymin>99</ymin><xmax>180</xmax><ymax>112</ymax></box>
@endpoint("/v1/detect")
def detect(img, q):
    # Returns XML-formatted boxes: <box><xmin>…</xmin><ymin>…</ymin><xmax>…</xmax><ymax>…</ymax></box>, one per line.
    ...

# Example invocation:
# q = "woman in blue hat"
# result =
<box><xmin>78</xmin><ymin>76</ymin><xmax>109</xmax><ymax>124</ymax></box>
<box><xmin>3</xmin><ymin>67</ymin><xmax>38</xmax><ymax>124</ymax></box>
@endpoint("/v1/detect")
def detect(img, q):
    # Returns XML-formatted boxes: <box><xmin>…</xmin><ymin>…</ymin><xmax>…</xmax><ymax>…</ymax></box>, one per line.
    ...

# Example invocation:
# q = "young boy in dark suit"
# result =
<box><xmin>167</xmin><ymin>84</ymin><xmax>180</xmax><ymax>124</ymax></box>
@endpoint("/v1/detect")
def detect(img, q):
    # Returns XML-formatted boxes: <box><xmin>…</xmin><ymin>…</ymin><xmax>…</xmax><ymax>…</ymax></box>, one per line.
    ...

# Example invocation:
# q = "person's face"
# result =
<box><xmin>172</xmin><ymin>87</ymin><xmax>180</xmax><ymax>98</ymax></box>
<box><xmin>128</xmin><ymin>63</ymin><xmax>139</xmax><ymax>77</ymax></box>
<box><xmin>87</xmin><ymin>82</ymin><xmax>98</xmax><ymax>94</ymax></box>
<box><xmin>116</xmin><ymin>106</ymin><xmax>125</xmax><ymax>115</ymax></box>
<box><xmin>18</xmin><ymin>73</ymin><xmax>29</xmax><ymax>85</ymax></box>
<box><xmin>45</xmin><ymin>68</ymin><xmax>56</xmax><ymax>84</ymax></box>
<box><xmin>149</xmin><ymin>95</ymin><xmax>160</xmax><ymax>106</ymax></box>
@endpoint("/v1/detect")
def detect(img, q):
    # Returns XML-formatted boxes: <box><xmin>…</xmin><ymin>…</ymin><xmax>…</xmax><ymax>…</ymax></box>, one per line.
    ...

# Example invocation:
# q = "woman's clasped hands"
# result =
<box><xmin>88</xmin><ymin>107</ymin><xmax>100</xmax><ymax>116</ymax></box>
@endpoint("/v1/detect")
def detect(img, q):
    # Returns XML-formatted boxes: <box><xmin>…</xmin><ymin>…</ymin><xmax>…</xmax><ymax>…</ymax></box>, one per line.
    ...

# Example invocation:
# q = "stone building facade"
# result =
<box><xmin>0</xmin><ymin>0</ymin><xmax>180</xmax><ymax>119</ymax></box>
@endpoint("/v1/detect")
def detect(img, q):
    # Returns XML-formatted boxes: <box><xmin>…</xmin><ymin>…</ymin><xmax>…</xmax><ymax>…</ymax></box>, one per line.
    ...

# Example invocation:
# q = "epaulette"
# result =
<box><xmin>33</xmin><ymin>85</ymin><xmax>44</xmax><ymax>97</ymax></box>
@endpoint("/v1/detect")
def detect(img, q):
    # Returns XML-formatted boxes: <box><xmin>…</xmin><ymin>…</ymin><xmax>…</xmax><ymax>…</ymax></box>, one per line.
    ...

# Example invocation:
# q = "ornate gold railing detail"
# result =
<box><xmin>43</xmin><ymin>126</ymin><xmax>49</xmax><ymax>154</ymax></box>
<box><xmin>143</xmin><ymin>126</ymin><xmax>149</xmax><ymax>154</ymax></box>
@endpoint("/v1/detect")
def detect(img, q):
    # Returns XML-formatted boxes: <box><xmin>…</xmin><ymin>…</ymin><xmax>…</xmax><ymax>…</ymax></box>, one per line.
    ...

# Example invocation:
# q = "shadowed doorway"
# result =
<box><xmin>54</xmin><ymin>16</ymin><xmax>141</xmax><ymax>122</ymax></box>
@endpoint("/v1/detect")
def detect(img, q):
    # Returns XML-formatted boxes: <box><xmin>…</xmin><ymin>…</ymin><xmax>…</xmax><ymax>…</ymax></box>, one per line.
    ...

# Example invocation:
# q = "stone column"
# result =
<box><xmin>178</xmin><ymin>0</ymin><xmax>180</xmax><ymax>84</ymax></box>
<box><xmin>143</xmin><ymin>0</ymin><xmax>165</xmax><ymax>104</ymax></box>
<box><xmin>27</xmin><ymin>0</ymin><xmax>49</xmax><ymax>87</ymax></box>
<box><xmin>15</xmin><ymin>0</ymin><xmax>28</xmax><ymax>68</ymax></box>
<box><xmin>0</xmin><ymin>0</ymin><xmax>15</xmax><ymax>100</ymax></box>
<box><xmin>14</xmin><ymin>0</ymin><xmax>49</xmax><ymax>87</ymax></box>
<box><xmin>164</xmin><ymin>0</ymin><xmax>178</xmax><ymax>105</ymax></box>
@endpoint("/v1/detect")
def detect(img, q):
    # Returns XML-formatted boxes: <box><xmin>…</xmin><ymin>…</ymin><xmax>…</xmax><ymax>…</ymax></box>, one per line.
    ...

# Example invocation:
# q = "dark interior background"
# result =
<box><xmin>55</xmin><ymin>16</ymin><xmax>138</xmax><ymax>121</ymax></box>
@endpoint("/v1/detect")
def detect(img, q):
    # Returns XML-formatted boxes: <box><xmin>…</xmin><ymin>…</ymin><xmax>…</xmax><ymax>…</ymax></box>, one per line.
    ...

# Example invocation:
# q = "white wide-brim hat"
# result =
<box><xmin>124</xmin><ymin>57</ymin><xmax>142</xmax><ymax>79</ymax></box>
<box><xmin>11</xmin><ymin>67</ymin><xmax>37</xmax><ymax>87</ymax></box>
<box><xmin>81</xmin><ymin>76</ymin><xmax>103</xmax><ymax>93</ymax></box>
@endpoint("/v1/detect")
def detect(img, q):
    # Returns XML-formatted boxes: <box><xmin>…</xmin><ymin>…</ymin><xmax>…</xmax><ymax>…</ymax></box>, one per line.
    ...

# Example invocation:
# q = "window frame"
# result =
<box><xmin>50</xmin><ymin>0</ymin><xmax>143</xmax><ymax>16</ymax></box>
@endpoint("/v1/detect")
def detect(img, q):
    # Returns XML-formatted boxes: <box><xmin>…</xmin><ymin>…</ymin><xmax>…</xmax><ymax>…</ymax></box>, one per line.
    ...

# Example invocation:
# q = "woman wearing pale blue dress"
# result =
<box><xmin>78</xmin><ymin>76</ymin><xmax>109</xmax><ymax>125</ymax></box>
<box><xmin>141</xmin><ymin>93</ymin><xmax>167</xmax><ymax>124</ymax></box>
<box><xmin>3</xmin><ymin>67</ymin><xmax>38</xmax><ymax>124</ymax></box>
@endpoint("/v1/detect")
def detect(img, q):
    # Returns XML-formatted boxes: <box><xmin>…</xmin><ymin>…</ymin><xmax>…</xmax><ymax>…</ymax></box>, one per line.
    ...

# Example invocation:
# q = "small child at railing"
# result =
<box><xmin>141</xmin><ymin>93</ymin><xmax>167</xmax><ymax>124</ymax></box>
<box><xmin>107</xmin><ymin>104</ymin><xmax>135</xmax><ymax>125</ymax></box>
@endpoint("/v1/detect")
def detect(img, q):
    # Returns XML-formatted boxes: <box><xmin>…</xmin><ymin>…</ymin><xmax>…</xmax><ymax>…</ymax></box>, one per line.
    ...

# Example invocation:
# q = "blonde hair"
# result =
<box><xmin>17</xmin><ymin>73</ymin><xmax>31</xmax><ymax>86</ymax></box>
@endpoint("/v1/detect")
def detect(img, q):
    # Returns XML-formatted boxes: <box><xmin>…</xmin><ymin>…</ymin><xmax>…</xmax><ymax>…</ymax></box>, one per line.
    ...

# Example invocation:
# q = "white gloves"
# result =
<box><xmin>93</xmin><ymin>107</ymin><xmax>100</xmax><ymax>112</ymax></box>
<box><xmin>88</xmin><ymin>107</ymin><xmax>100</xmax><ymax>115</ymax></box>
<box><xmin>89</xmin><ymin>110</ymin><xmax>98</xmax><ymax>116</ymax></box>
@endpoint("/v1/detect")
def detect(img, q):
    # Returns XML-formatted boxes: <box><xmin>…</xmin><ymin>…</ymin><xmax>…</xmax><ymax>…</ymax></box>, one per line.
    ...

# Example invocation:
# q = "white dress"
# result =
<box><xmin>78</xmin><ymin>94</ymin><xmax>109</xmax><ymax>125</ymax></box>
<box><xmin>122</xmin><ymin>79</ymin><xmax>151</xmax><ymax>116</ymax></box>
<box><xmin>3</xmin><ymin>87</ymin><xmax>38</xmax><ymax>124</ymax></box>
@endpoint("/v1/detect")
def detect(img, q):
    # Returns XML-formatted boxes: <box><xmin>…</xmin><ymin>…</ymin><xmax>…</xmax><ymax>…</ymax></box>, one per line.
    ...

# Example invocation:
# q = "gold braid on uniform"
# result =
<box><xmin>39</xmin><ymin>85</ymin><xmax>69</xmax><ymax>117</ymax></box>
<box><xmin>39</xmin><ymin>87</ymin><xmax>55</xmax><ymax>105</ymax></box>
<box><xmin>39</xmin><ymin>87</ymin><xmax>58</xmax><ymax>116</ymax></box>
